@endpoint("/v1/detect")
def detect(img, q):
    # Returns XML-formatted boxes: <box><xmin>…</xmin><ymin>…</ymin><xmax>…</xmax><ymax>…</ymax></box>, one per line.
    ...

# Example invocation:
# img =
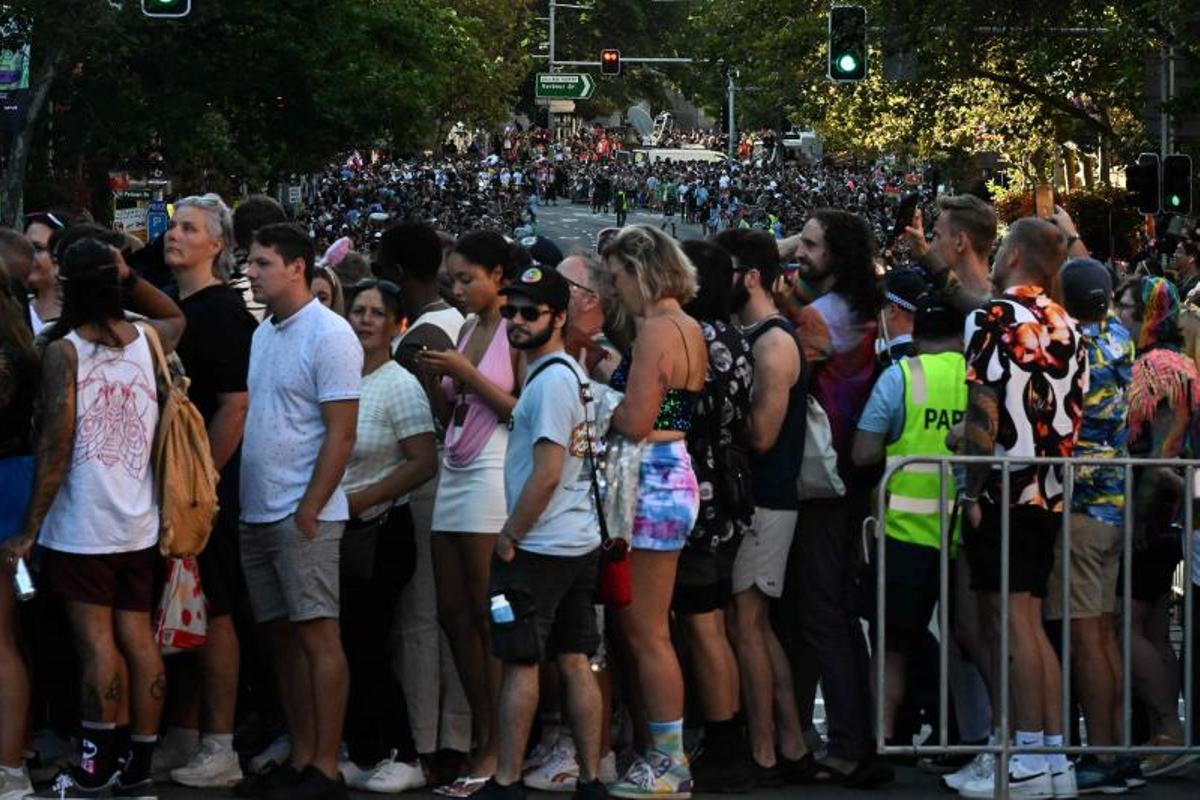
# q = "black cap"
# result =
<box><xmin>1060</xmin><ymin>257</ymin><xmax>1112</xmax><ymax>321</ymax></box>
<box><xmin>914</xmin><ymin>293</ymin><xmax>966</xmax><ymax>340</ymax></box>
<box><xmin>884</xmin><ymin>269</ymin><xmax>928</xmax><ymax>313</ymax></box>
<box><xmin>520</xmin><ymin>235</ymin><xmax>564</xmax><ymax>269</ymax></box>
<box><xmin>500</xmin><ymin>265</ymin><xmax>570</xmax><ymax>312</ymax></box>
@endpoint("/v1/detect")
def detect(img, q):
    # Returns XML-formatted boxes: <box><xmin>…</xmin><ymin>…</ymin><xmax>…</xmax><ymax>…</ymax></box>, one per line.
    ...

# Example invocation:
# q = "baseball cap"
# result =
<box><xmin>1059</xmin><ymin>257</ymin><xmax>1112</xmax><ymax>321</ymax></box>
<box><xmin>884</xmin><ymin>269</ymin><xmax>928</xmax><ymax>313</ymax></box>
<box><xmin>500</xmin><ymin>265</ymin><xmax>570</xmax><ymax>312</ymax></box>
<box><xmin>520</xmin><ymin>235</ymin><xmax>564</xmax><ymax>269</ymax></box>
<box><xmin>914</xmin><ymin>293</ymin><xmax>965</xmax><ymax>340</ymax></box>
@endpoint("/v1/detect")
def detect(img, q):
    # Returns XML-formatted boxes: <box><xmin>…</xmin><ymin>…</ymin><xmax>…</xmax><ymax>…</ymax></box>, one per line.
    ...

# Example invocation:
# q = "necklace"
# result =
<box><xmin>738</xmin><ymin>312</ymin><xmax>782</xmax><ymax>335</ymax></box>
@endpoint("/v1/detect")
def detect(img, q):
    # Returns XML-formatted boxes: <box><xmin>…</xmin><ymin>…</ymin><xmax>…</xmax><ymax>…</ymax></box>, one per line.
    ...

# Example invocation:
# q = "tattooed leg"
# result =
<box><xmin>115</xmin><ymin>610</ymin><xmax>167</xmax><ymax>736</ymax></box>
<box><xmin>65</xmin><ymin>602</ymin><xmax>121</xmax><ymax>723</ymax></box>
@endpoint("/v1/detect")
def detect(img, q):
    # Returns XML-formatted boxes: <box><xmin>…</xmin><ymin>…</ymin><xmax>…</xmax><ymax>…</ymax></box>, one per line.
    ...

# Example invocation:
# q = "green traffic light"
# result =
<box><xmin>1171</xmin><ymin>194</ymin><xmax>1182</xmax><ymax>207</ymax></box>
<box><xmin>837</xmin><ymin>54</ymin><xmax>858</xmax><ymax>74</ymax></box>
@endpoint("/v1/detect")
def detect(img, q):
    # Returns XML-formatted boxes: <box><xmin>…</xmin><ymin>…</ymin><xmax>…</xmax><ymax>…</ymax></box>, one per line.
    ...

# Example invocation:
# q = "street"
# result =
<box><xmin>533</xmin><ymin>202</ymin><xmax>705</xmax><ymax>252</ymax></box>
<box><xmin>144</xmin><ymin>763</ymin><xmax>1200</xmax><ymax>799</ymax></box>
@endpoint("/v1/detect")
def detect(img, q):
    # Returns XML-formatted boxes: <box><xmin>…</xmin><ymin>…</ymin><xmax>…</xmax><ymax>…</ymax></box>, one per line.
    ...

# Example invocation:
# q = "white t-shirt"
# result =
<box><xmin>241</xmin><ymin>299</ymin><xmax>363</xmax><ymax>523</ymax></box>
<box><xmin>504</xmin><ymin>352</ymin><xmax>600</xmax><ymax>556</ymax></box>
<box><xmin>40</xmin><ymin>328</ymin><xmax>159</xmax><ymax>554</ymax></box>
<box><xmin>342</xmin><ymin>361</ymin><xmax>435</xmax><ymax>519</ymax></box>
<box><xmin>393</xmin><ymin>305</ymin><xmax>465</xmax><ymax>354</ymax></box>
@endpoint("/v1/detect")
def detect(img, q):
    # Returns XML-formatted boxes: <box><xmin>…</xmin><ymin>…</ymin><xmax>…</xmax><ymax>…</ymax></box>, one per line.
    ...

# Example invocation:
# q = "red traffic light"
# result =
<box><xmin>601</xmin><ymin>49</ymin><xmax>621</xmax><ymax>76</ymax></box>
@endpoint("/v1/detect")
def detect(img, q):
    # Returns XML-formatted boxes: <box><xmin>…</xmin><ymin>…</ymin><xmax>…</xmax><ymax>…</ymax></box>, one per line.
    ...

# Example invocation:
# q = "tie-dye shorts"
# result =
<box><xmin>630</xmin><ymin>440</ymin><xmax>700</xmax><ymax>552</ymax></box>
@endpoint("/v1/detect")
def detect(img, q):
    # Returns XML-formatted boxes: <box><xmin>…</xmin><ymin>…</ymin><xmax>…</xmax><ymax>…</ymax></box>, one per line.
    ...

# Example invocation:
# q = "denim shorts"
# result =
<box><xmin>630</xmin><ymin>441</ymin><xmax>700</xmax><ymax>552</ymax></box>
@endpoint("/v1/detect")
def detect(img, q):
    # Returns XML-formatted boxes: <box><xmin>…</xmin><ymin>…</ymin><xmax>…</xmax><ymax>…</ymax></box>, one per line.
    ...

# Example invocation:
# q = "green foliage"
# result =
<box><xmin>992</xmin><ymin>185</ymin><xmax>1145</xmax><ymax>261</ymax></box>
<box><xmin>1</xmin><ymin>0</ymin><xmax>535</xmax><ymax>204</ymax></box>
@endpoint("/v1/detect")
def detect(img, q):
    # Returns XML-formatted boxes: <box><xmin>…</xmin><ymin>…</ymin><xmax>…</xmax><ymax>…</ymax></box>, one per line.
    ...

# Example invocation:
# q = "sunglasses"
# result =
<box><xmin>352</xmin><ymin>278</ymin><xmax>401</xmax><ymax>297</ymax></box>
<box><xmin>500</xmin><ymin>304</ymin><xmax>552</xmax><ymax>322</ymax></box>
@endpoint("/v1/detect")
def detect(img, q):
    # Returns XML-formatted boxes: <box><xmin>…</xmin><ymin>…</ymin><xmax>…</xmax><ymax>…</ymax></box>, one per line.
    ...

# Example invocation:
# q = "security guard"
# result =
<box><xmin>852</xmin><ymin>294</ymin><xmax>967</xmax><ymax>742</ymax></box>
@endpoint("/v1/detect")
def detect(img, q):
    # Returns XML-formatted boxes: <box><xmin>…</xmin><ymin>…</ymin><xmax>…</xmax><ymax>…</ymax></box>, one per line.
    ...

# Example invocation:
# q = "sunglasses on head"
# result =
<box><xmin>500</xmin><ymin>304</ymin><xmax>552</xmax><ymax>322</ymax></box>
<box><xmin>352</xmin><ymin>278</ymin><xmax>401</xmax><ymax>297</ymax></box>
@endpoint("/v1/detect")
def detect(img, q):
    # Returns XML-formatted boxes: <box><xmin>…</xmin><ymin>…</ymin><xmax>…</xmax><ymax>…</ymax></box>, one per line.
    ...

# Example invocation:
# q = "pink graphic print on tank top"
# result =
<box><xmin>73</xmin><ymin>354</ymin><xmax>157</xmax><ymax>479</ymax></box>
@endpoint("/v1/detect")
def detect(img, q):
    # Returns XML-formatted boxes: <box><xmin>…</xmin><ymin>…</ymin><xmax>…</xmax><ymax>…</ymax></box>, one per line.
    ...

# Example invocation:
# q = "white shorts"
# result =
<box><xmin>732</xmin><ymin>507</ymin><xmax>799</xmax><ymax>598</ymax></box>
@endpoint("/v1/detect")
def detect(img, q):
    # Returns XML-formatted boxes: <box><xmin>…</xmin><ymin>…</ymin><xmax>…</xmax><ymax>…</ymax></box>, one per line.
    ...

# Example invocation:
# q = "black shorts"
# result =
<box><xmin>197</xmin><ymin>505</ymin><xmax>242</xmax><ymax>618</ymax></box>
<box><xmin>1127</xmin><ymin>532</ymin><xmax>1182</xmax><ymax>604</ymax></box>
<box><xmin>866</xmin><ymin>538</ymin><xmax>941</xmax><ymax>654</ymax></box>
<box><xmin>41</xmin><ymin>546</ymin><xmax>161</xmax><ymax>612</ymax></box>
<box><xmin>673</xmin><ymin>535</ymin><xmax>741</xmax><ymax>615</ymax></box>
<box><xmin>489</xmin><ymin>547</ymin><xmax>600</xmax><ymax>664</ymax></box>
<box><xmin>962</xmin><ymin>498</ymin><xmax>1057</xmax><ymax>598</ymax></box>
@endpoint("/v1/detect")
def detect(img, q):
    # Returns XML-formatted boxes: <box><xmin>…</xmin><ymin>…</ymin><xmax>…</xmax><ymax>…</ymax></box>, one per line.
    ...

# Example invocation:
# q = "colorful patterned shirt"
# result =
<box><xmin>1072</xmin><ymin>315</ymin><xmax>1133</xmax><ymax>527</ymax></box>
<box><xmin>964</xmin><ymin>285</ymin><xmax>1087</xmax><ymax>510</ymax></box>
<box><xmin>686</xmin><ymin>320</ymin><xmax>755</xmax><ymax>551</ymax></box>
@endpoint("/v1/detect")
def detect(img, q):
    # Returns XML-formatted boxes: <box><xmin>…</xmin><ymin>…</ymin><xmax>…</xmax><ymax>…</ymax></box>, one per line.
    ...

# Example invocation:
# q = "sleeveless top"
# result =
<box><xmin>440</xmin><ymin>316</ymin><xmax>514</xmax><ymax>467</ymax></box>
<box><xmin>609</xmin><ymin>317</ymin><xmax>702</xmax><ymax>432</ymax></box>
<box><xmin>745</xmin><ymin>316</ymin><xmax>807</xmax><ymax>510</ymax></box>
<box><xmin>40</xmin><ymin>327</ymin><xmax>160</xmax><ymax>554</ymax></box>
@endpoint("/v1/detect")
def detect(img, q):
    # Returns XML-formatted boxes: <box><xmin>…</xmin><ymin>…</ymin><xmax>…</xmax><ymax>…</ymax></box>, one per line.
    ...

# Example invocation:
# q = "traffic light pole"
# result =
<box><xmin>727</xmin><ymin>71</ymin><xmax>736</xmax><ymax>159</ymax></box>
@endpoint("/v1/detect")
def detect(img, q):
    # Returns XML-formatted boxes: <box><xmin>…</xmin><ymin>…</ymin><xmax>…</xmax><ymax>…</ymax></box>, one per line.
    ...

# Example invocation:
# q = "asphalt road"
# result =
<box><xmin>532</xmin><ymin>202</ymin><xmax>705</xmax><ymax>254</ymax></box>
<box><xmin>141</xmin><ymin>762</ymin><xmax>1200</xmax><ymax>799</ymax></box>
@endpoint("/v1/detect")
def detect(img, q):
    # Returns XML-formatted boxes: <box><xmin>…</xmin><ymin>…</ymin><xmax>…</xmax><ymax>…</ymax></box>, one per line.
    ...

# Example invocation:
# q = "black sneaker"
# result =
<box><xmin>691</xmin><ymin>749</ymin><xmax>753</xmax><ymax>793</ymax></box>
<box><xmin>750</xmin><ymin>760</ymin><xmax>787</xmax><ymax>789</ymax></box>
<box><xmin>113</xmin><ymin>776</ymin><xmax>157</xmax><ymax>799</ymax></box>
<box><xmin>265</xmin><ymin>765</ymin><xmax>347</xmax><ymax>800</ymax></box>
<box><xmin>27</xmin><ymin>768</ymin><xmax>116</xmax><ymax>798</ymax></box>
<box><xmin>1075</xmin><ymin>755</ymin><xmax>1127</xmax><ymax>795</ymax></box>
<box><xmin>234</xmin><ymin>763</ymin><xmax>302</xmax><ymax>798</ymax></box>
<box><xmin>1114</xmin><ymin>756</ymin><xmax>1146</xmax><ymax>790</ymax></box>
<box><xmin>572</xmin><ymin>778</ymin><xmax>609</xmax><ymax>800</ymax></box>
<box><xmin>472</xmin><ymin>777</ymin><xmax>527</xmax><ymax>800</ymax></box>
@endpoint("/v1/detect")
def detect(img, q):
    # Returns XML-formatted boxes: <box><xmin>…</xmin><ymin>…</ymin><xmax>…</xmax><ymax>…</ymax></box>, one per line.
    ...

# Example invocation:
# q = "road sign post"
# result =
<box><xmin>535</xmin><ymin>73</ymin><xmax>595</xmax><ymax>100</ymax></box>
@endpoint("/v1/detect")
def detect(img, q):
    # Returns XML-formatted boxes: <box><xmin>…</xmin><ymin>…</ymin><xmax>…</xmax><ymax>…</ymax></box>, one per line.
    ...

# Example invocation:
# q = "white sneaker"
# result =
<box><xmin>151</xmin><ymin>735</ymin><xmax>197</xmax><ymax>781</ymax></box>
<box><xmin>339</xmin><ymin>743</ymin><xmax>368</xmax><ymax>790</ymax></box>
<box><xmin>599</xmin><ymin>751</ymin><xmax>618</xmax><ymax>784</ymax></box>
<box><xmin>525</xmin><ymin>737</ymin><xmax>579</xmax><ymax>792</ymax></box>
<box><xmin>0</xmin><ymin>767</ymin><xmax>33</xmax><ymax>800</ymax></box>
<box><xmin>1050</xmin><ymin>762</ymin><xmax>1078</xmax><ymax>798</ymax></box>
<box><xmin>941</xmin><ymin>753</ymin><xmax>994</xmax><ymax>793</ymax></box>
<box><xmin>360</xmin><ymin>751</ymin><xmax>427</xmax><ymax>794</ymax></box>
<box><xmin>248</xmin><ymin>735</ymin><xmax>290</xmax><ymax>775</ymax></box>
<box><xmin>523</xmin><ymin>730</ymin><xmax>561</xmax><ymax>774</ymax></box>
<box><xmin>169</xmin><ymin>738</ymin><xmax>244</xmax><ymax>788</ymax></box>
<box><xmin>960</xmin><ymin>764</ymin><xmax>1054</xmax><ymax>799</ymax></box>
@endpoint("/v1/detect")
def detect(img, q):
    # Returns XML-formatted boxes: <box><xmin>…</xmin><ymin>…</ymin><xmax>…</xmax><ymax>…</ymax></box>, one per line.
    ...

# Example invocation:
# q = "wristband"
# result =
<box><xmin>1066</xmin><ymin>235</ymin><xmax>1080</xmax><ymax>249</ymax></box>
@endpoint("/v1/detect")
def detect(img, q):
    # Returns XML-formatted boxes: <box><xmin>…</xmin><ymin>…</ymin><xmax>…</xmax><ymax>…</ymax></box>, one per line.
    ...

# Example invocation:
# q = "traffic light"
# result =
<box><xmin>600</xmin><ymin>49</ymin><xmax>621</xmax><ymax>76</ymax></box>
<box><xmin>828</xmin><ymin>6</ymin><xmax>867</xmax><ymax>82</ymax></box>
<box><xmin>142</xmin><ymin>0</ymin><xmax>191</xmax><ymax>18</ymax></box>
<box><xmin>1163</xmin><ymin>154</ymin><xmax>1193</xmax><ymax>215</ymax></box>
<box><xmin>1127</xmin><ymin>153</ymin><xmax>1160</xmax><ymax>215</ymax></box>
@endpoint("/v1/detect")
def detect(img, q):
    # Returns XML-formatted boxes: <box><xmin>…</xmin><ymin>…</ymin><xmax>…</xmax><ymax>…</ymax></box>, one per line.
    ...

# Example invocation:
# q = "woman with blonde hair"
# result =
<box><xmin>601</xmin><ymin>225</ymin><xmax>707</xmax><ymax>799</ymax></box>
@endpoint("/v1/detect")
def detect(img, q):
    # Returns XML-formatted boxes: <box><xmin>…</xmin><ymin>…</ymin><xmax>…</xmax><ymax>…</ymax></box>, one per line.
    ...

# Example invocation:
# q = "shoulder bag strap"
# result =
<box><xmin>525</xmin><ymin>356</ymin><xmax>611</xmax><ymax>544</ymax></box>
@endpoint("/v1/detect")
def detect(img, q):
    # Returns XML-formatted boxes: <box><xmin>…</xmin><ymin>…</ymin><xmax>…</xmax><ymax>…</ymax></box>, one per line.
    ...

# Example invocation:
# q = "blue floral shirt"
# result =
<box><xmin>1073</xmin><ymin>314</ymin><xmax>1134</xmax><ymax>527</ymax></box>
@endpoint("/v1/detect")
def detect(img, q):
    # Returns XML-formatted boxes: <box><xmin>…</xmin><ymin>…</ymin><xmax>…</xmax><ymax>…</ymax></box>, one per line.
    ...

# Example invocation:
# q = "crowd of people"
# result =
<box><xmin>1</xmin><ymin>135</ymin><xmax>1200</xmax><ymax>800</ymax></box>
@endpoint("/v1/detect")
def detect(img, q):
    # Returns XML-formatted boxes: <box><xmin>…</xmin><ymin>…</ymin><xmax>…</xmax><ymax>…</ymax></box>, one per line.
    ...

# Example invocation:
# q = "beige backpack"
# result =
<box><xmin>138</xmin><ymin>323</ymin><xmax>220</xmax><ymax>556</ymax></box>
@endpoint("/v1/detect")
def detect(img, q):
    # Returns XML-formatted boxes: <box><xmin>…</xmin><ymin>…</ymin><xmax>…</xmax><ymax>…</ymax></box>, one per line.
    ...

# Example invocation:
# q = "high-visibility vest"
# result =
<box><xmin>884</xmin><ymin>352</ymin><xmax>967</xmax><ymax>550</ymax></box>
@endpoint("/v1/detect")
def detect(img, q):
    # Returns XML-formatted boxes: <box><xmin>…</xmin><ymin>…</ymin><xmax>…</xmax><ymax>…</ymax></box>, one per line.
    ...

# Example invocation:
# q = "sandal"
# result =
<box><xmin>433</xmin><ymin>775</ymin><xmax>491</xmax><ymax>797</ymax></box>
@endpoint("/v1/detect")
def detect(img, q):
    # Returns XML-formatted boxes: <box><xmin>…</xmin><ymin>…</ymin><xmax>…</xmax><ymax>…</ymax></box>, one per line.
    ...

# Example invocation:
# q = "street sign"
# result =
<box><xmin>146</xmin><ymin>201</ymin><xmax>169</xmax><ymax>241</ymax></box>
<box><xmin>288</xmin><ymin>185</ymin><xmax>302</xmax><ymax>205</ymax></box>
<box><xmin>535</xmin><ymin>73</ymin><xmax>595</xmax><ymax>101</ymax></box>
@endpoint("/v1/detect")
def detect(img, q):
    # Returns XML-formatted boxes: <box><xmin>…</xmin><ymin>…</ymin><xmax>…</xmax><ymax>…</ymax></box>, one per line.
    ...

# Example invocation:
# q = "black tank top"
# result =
<box><xmin>745</xmin><ymin>316</ymin><xmax>807</xmax><ymax>510</ymax></box>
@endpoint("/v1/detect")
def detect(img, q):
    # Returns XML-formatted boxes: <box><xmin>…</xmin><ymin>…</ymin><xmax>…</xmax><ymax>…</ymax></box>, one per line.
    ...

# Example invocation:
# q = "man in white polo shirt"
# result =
<box><xmin>239</xmin><ymin>222</ymin><xmax>362</xmax><ymax>800</ymax></box>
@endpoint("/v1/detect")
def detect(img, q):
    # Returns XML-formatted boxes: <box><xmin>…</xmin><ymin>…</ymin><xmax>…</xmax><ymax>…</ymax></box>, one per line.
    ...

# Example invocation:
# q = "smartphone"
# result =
<box><xmin>1034</xmin><ymin>184</ymin><xmax>1054</xmax><ymax>219</ymax></box>
<box><xmin>890</xmin><ymin>193</ymin><xmax>920</xmax><ymax>242</ymax></box>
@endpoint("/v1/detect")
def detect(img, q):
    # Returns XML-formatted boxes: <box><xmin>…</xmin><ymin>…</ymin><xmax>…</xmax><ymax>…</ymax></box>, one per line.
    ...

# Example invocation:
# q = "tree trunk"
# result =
<box><xmin>1</xmin><ymin>42</ymin><xmax>64</xmax><ymax>228</ymax></box>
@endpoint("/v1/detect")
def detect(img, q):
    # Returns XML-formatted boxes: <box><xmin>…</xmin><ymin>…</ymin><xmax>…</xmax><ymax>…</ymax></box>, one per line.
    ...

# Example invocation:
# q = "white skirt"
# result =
<box><xmin>431</xmin><ymin>425</ymin><xmax>509</xmax><ymax>534</ymax></box>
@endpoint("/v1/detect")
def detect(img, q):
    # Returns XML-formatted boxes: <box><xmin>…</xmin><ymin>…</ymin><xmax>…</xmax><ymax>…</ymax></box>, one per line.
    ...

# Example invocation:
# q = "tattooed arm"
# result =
<box><xmin>1</xmin><ymin>339</ymin><xmax>77</xmax><ymax>565</ymax></box>
<box><xmin>960</xmin><ymin>383</ymin><xmax>1000</xmax><ymax>528</ymax></box>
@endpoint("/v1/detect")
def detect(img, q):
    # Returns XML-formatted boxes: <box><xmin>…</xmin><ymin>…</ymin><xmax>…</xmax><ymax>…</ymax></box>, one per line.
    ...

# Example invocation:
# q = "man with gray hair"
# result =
<box><xmin>155</xmin><ymin>194</ymin><xmax>260</xmax><ymax>788</ymax></box>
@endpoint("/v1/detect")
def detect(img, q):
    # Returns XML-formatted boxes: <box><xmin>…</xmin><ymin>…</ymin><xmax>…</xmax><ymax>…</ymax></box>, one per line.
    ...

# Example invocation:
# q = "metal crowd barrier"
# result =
<box><xmin>872</xmin><ymin>455</ymin><xmax>1200</xmax><ymax>798</ymax></box>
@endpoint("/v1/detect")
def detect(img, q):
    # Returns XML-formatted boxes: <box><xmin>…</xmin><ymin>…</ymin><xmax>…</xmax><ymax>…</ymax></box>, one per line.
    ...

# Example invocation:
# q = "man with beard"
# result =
<box><xmin>714</xmin><ymin>229</ymin><xmax>812</xmax><ymax>783</ymax></box>
<box><xmin>475</xmin><ymin>266</ymin><xmax>606</xmax><ymax>800</ymax></box>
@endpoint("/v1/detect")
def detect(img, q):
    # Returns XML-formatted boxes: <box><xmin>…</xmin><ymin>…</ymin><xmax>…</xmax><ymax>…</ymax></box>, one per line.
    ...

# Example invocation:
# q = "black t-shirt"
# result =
<box><xmin>175</xmin><ymin>284</ymin><xmax>257</xmax><ymax>507</ymax></box>
<box><xmin>176</xmin><ymin>284</ymin><xmax>257</xmax><ymax>423</ymax></box>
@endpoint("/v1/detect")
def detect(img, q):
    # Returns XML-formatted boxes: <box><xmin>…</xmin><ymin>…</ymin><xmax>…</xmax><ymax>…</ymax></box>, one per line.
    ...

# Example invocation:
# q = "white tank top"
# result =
<box><xmin>39</xmin><ymin>327</ymin><xmax>160</xmax><ymax>554</ymax></box>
